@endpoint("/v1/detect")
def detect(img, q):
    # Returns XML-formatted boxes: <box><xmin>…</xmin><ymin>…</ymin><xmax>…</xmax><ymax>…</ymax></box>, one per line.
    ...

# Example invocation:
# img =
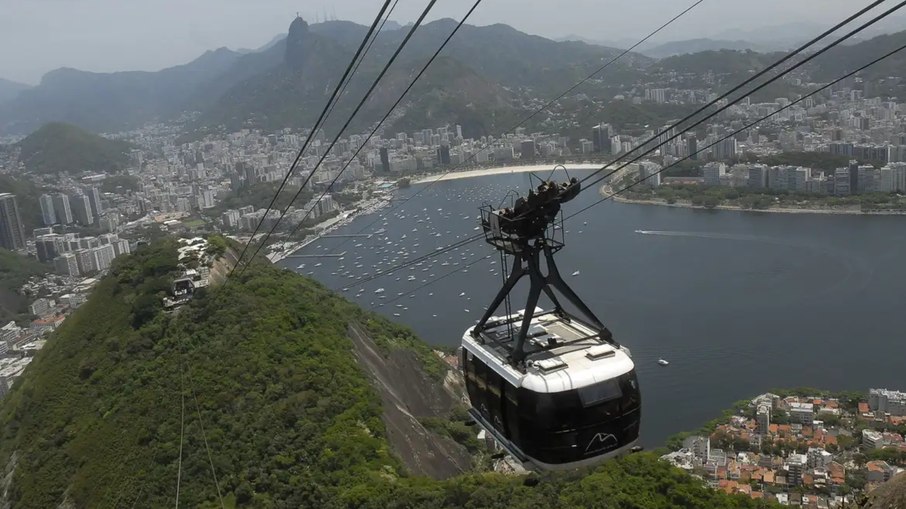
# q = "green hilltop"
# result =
<box><xmin>16</xmin><ymin>122</ymin><xmax>132</xmax><ymax>175</ymax></box>
<box><xmin>0</xmin><ymin>239</ymin><xmax>774</xmax><ymax>508</ymax></box>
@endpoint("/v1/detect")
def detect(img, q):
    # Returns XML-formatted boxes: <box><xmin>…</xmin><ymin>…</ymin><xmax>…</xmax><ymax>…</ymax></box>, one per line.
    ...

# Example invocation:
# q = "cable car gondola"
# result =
<box><xmin>461</xmin><ymin>175</ymin><xmax>641</xmax><ymax>470</ymax></box>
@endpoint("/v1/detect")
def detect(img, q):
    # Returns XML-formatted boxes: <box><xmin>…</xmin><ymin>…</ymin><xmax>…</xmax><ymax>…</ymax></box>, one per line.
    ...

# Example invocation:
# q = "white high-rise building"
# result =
<box><xmin>787</xmin><ymin>453</ymin><xmax>807</xmax><ymax>486</ymax></box>
<box><xmin>75</xmin><ymin>249</ymin><xmax>98</xmax><ymax>274</ymax></box>
<box><xmin>682</xmin><ymin>435</ymin><xmax>710</xmax><ymax>463</ymax></box>
<box><xmin>93</xmin><ymin>244</ymin><xmax>116</xmax><ymax>271</ymax></box>
<box><xmin>703</xmin><ymin>162</ymin><xmax>727</xmax><ymax>186</ymax></box>
<box><xmin>39</xmin><ymin>194</ymin><xmax>56</xmax><ymax>225</ymax></box>
<box><xmin>757</xmin><ymin>404</ymin><xmax>771</xmax><ymax>434</ymax></box>
<box><xmin>807</xmin><ymin>447</ymin><xmax>833</xmax><ymax>469</ymax></box>
<box><xmin>52</xmin><ymin>193</ymin><xmax>73</xmax><ymax>225</ymax></box>
<box><xmin>53</xmin><ymin>253</ymin><xmax>80</xmax><ymax>277</ymax></box>
<box><xmin>869</xmin><ymin>388</ymin><xmax>906</xmax><ymax>416</ymax></box>
<box><xmin>112</xmin><ymin>239</ymin><xmax>130</xmax><ymax>257</ymax></box>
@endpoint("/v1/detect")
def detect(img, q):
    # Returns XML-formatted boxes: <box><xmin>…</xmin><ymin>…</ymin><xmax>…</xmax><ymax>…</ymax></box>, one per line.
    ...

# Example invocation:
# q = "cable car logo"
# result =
<box><xmin>585</xmin><ymin>433</ymin><xmax>618</xmax><ymax>455</ymax></box>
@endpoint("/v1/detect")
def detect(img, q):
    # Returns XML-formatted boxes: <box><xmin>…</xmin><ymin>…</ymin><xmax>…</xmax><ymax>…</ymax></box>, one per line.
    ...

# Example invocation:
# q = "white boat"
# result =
<box><xmin>374</xmin><ymin>288</ymin><xmax>385</xmax><ymax>294</ymax></box>
<box><xmin>572</xmin><ymin>270</ymin><xmax>580</xmax><ymax>277</ymax></box>
<box><xmin>658</xmin><ymin>358</ymin><xmax>669</xmax><ymax>366</ymax></box>
<box><xmin>635</xmin><ymin>230</ymin><xmax>652</xmax><ymax>234</ymax></box>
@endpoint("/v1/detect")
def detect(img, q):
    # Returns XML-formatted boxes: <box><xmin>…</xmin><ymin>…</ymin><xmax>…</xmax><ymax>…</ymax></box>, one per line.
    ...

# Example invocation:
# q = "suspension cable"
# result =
<box><xmin>229</xmin><ymin>0</ymin><xmax>395</xmax><ymax>278</ymax></box>
<box><xmin>281</xmin><ymin>0</ymin><xmax>485</xmax><ymax>246</ymax></box>
<box><xmin>238</xmin><ymin>0</ymin><xmax>442</xmax><ymax>275</ymax></box>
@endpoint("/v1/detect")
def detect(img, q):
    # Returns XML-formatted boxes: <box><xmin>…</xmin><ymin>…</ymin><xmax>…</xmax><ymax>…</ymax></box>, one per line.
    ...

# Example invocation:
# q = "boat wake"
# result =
<box><xmin>634</xmin><ymin>230</ymin><xmax>766</xmax><ymax>242</ymax></box>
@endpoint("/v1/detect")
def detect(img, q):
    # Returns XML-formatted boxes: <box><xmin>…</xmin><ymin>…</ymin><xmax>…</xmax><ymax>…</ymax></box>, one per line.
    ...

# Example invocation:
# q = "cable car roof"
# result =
<box><xmin>463</xmin><ymin>310</ymin><xmax>634</xmax><ymax>394</ymax></box>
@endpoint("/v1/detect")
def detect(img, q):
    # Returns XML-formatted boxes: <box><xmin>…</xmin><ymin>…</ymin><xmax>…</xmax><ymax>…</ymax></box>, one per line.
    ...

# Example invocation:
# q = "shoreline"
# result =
<box><xmin>603</xmin><ymin>185</ymin><xmax>906</xmax><ymax>216</ymax></box>
<box><xmin>413</xmin><ymin>164</ymin><xmax>601</xmax><ymax>184</ymax></box>
<box><xmin>266</xmin><ymin>198</ymin><xmax>391</xmax><ymax>264</ymax></box>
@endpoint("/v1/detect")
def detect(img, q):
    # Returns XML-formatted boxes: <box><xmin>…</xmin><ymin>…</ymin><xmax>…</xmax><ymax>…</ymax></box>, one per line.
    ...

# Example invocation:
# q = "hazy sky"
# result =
<box><xmin>0</xmin><ymin>0</ymin><xmax>883</xmax><ymax>84</ymax></box>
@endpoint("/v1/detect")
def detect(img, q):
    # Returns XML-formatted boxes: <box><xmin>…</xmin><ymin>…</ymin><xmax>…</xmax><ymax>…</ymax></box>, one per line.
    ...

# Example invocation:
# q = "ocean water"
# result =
<box><xmin>280</xmin><ymin>169</ymin><xmax>906</xmax><ymax>447</ymax></box>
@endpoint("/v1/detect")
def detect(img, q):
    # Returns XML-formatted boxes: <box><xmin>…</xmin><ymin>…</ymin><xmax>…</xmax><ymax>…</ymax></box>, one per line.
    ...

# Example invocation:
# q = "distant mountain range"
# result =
<box><xmin>1</xmin><ymin>18</ymin><xmax>904</xmax><ymax>138</ymax></box>
<box><xmin>0</xmin><ymin>17</ymin><xmax>640</xmax><ymax>137</ymax></box>
<box><xmin>554</xmin><ymin>35</ymin><xmax>790</xmax><ymax>55</ymax></box>
<box><xmin>0</xmin><ymin>48</ymin><xmax>243</xmax><ymax>134</ymax></box>
<box><xmin>638</xmin><ymin>39</ymin><xmax>778</xmax><ymax>58</ymax></box>
<box><xmin>0</xmin><ymin>78</ymin><xmax>30</xmax><ymax>105</ymax></box>
<box><xmin>560</xmin><ymin>15</ymin><xmax>906</xmax><ymax>56</ymax></box>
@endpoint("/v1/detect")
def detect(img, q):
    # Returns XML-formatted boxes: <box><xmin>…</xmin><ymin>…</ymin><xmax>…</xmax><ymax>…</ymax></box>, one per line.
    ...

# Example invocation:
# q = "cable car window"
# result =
<box><xmin>475</xmin><ymin>359</ymin><xmax>487</xmax><ymax>391</ymax></box>
<box><xmin>577</xmin><ymin>379</ymin><xmax>622</xmax><ymax>407</ymax></box>
<box><xmin>503</xmin><ymin>383</ymin><xmax>520</xmax><ymax>442</ymax></box>
<box><xmin>620</xmin><ymin>371</ymin><xmax>641</xmax><ymax>411</ymax></box>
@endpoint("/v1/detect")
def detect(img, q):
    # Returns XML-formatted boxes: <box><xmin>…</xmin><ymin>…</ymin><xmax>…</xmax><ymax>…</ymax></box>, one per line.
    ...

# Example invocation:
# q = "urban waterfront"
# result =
<box><xmin>281</xmin><ymin>169</ymin><xmax>906</xmax><ymax>448</ymax></box>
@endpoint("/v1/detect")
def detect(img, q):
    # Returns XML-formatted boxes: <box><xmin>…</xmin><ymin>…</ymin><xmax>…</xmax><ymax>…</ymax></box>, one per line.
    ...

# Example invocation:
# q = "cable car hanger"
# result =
<box><xmin>472</xmin><ymin>175</ymin><xmax>616</xmax><ymax>367</ymax></box>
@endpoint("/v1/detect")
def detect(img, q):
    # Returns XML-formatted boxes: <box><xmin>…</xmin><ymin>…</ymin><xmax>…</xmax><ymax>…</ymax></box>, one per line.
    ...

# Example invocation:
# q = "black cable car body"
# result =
<box><xmin>461</xmin><ymin>174</ymin><xmax>641</xmax><ymax>470</ymax></box>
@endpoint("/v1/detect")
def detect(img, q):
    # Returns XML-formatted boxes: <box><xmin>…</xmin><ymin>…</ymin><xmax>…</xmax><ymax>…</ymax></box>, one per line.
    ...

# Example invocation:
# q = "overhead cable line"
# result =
<box><xmin>174</xmin><ymin>345</ymin><xmax>186</xmax><ymax>508</ymax></box>
<box><xmin>175</xmin><ymin>333</ymin><xmax>225</xmax><ymax>509</ymax></box>
<box><xmin>325</xmin><ymin>0</ymin><xmax>705</xmax><ymax>255</ymax></box>
<box><xmin>188</xmin><ymin>377</ymin><xmax>225</xmax><ymax>509</ymax></box>
<box><xmin>281</xmin><ymin>0</ymin><xmax>485</xmax><ymax>245</ymax></box>
<box><xmin>336</xmin><ymin>0</ymin><xmax>906</xmax><ymax>289</ymax></box>
<box><xmin>572</xmin><ymin>0</ymin><xmax>892</xmax><ymax>191</ymax></box>
<box><xmin>238</xmin><ymin>0</ymin><xmax>441</xmax><ymax>275</ymax></box>
<box><xmin>229</xmin><ymin>0</ymin><xmax>395</xmax><ymax>278</ymax></box>
<box><xmin>322</xmin><ymin>0</ymin><xmax>401</xmax><ymax>123</ymax></box>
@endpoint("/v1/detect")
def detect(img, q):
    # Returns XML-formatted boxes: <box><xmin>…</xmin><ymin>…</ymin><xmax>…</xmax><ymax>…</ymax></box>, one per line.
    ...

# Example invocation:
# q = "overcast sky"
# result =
<box><xmin>0</xmin><ymin>0</ymin><xmax>888</xmax><ymax>84</ymax></box>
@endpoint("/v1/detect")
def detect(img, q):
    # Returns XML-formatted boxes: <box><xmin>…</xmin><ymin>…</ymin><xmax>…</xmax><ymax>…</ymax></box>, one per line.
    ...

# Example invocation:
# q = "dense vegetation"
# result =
<box><xmin>16</xmin><ymin>122</ymin><xmax>132</xmax><ymax>174</ymax></box>
<box><xmin>0</xmin><ymin>249</ymin><xmax>48</xmax><ymax>324</ymax></box>
<box><xmin>811</xmin><ymin>30</ymin><xmax>906</xmax><ymax>84</ymax></box>
<box><xmin>204</xmin><ymin>182</ymin><xmax>314</xmax><ymax>218</ymax></box>
<box><xmin>0</xmin><ymin>239</ymin><xmax>776</xmax><ymax>508</ymax></box>
<box><xmin>100</xmin><ymin>174</ymin><xmax>141</xmax><ymax>193</ymax></box>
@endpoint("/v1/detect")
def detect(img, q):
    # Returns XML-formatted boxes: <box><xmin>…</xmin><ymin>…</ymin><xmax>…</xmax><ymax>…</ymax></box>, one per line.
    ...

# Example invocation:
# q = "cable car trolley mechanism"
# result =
<box><xmin>461</xmin><ymin>173</ymin><xmax>641</xmax><ymax>470</ymax></box>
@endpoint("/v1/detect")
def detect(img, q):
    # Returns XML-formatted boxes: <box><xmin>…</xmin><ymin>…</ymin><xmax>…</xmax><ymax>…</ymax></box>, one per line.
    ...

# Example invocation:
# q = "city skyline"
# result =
<box><xmin>1</xmin><ymin>0</ymin><xmax>899</xmax><ymax>84</ymax></box>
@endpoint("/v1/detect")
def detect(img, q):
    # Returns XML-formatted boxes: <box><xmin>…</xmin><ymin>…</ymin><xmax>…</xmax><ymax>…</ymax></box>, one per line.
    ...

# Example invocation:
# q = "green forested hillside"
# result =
<box><xmin>16</xmin><ymin>122</ymin><xmax>132</xmax><ymax>174</ymax></box>
<box><xmin>0</xmin><ymin>239</ymin><xmax>774</xmax><ymax>508</ymax></box>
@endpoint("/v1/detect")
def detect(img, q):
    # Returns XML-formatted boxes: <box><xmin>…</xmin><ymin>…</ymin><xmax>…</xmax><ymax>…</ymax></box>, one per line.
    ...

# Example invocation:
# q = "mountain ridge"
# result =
<box><xmin>640</xmin><ymin>38</ymin><xmax>776</xmax><ymax>58</ymax></box>
<box><xmin>3</xmin><ymin>20</ymin><xmax>905</xmax><ymax>137</ymax></box>
<box><xmin>0</xmin><ymin>78</ymin><xmax>30</xmax><ymax>105</ymax></box>
<box><xmin>0</xmin><ymin>47</ymin><xmax>243</xmax><ymax>134</ymax></box>
<box><xmin>0</xmin><ymin>18</ymin><xmax>645</xmax><ymax>136</ymax></box>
